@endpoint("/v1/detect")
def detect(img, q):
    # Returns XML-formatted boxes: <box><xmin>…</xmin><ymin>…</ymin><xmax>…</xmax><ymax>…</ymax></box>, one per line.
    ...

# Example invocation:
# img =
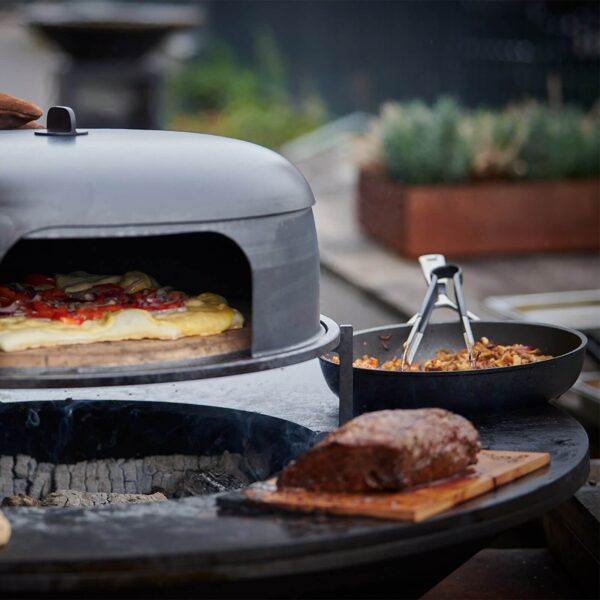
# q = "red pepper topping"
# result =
<box><xmin>26</xmin><ymin>301</ymin><xmax>70</xmax><ymax>321</ymax></box>
<box><xmin>0</xmin><ymin>286</ymin><xmax>19</xmax><ymax>306</ymax></box>
<box><xmin>38</xmin><ymin>288</ymin><xmax>67</xmax><ymax>301</ymax></box>
<box><xmin>1</xmin><ymin>277</ymin><xmax>187</xmax><ymax>322</ymax></box>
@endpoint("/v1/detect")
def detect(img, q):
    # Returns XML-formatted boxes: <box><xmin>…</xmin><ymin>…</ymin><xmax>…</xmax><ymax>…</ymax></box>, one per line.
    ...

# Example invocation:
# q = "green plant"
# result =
<box><xmin>167</xmin><ymin>45</ymin><xmax>258</xmax><ymax>113</ymax></box>
<box><xmin>166</xmin><ymin>35</ymin><xmax>325</xmax><ymax>149</ymax></box>
<box><xmin>467</xmin><ymin>107</ymin><xmax>529</xmax><ymax>179</ymax></box>
<box><xmin>370</xmin><ymin>98</ymin><xmax>600</xmax><ymax>184</ymax></box>
<box><xmin>170</xmin><ymin>98</ymin><xmax>325</xmax><ymax>150</ymax></box>
<box><xmin>378</xmin><ymin>98</ymin><xmax>473</xmax><ymax>184</ymax></box>
<box><xmin>517</xmin><ymin>103</ymin><xmax>600</xmax><ymax>179</ymax></box>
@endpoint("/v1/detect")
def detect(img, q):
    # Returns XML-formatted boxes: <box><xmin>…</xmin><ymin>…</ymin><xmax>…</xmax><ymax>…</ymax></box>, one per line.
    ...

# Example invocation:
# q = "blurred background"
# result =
<box><xmin>2</xmin><ymin>1</ymin><xmax>599</xmax><ymax>133</ymax></box>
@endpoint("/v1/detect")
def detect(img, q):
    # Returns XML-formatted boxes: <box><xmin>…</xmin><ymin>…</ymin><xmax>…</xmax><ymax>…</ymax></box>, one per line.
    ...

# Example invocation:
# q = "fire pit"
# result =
<box><xmin>0</xmin><ymin>395</ymin><xmax>588</xmax><ymax>599</ymax></box>
<box><xmin>0</xmin><ymin>400</ymin><xmax>316</xmax><ymax>507</ymax></box>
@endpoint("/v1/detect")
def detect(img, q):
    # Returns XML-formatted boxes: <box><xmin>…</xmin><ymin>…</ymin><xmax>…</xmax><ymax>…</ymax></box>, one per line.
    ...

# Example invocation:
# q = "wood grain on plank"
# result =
<box><xmin>242</xmin><ymin>450</ymin><xmax>551</xmax><ymax>522</ymax></box>
<box><xmin>0</xmin><ymin>327</ymin><xmax>250</xmax><ymax>369</ymax></box>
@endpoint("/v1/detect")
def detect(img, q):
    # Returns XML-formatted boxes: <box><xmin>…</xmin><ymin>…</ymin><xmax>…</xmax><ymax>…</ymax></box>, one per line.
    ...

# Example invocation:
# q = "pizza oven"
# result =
<box><xmin>0</xmin><ymin>106</ymin><xmax>340</xmax><ymax>388</ymax></box>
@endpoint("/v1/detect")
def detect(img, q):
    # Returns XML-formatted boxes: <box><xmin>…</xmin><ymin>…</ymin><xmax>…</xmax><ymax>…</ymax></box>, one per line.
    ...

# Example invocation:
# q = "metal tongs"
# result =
<box><xmin>403</xmin><ymin>254</ymin><xmax>479</xmax><ymax>368</ymax></box>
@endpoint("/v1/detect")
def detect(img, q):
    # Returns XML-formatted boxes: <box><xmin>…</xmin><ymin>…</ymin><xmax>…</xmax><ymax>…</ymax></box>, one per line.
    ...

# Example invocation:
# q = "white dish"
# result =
<box><xmin>485</xmin><ymin>289</ymin><xmax>600</xmax><ymax>330</ymax></box>
<box><xmin>572</xmin><ymin>371</ymin><xmax>600</xmax><ymax>406</ymax></box>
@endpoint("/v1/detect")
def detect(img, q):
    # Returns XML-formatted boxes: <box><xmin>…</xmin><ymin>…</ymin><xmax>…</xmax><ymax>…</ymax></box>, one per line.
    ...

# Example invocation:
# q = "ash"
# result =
<box><xmin>0</xmin><ymin>452</ymin><xmax>250</xmax><ymax>508</ymax></box>
<box><xmin>4</xmin><ymin>490</ymin><xmax>168</xmax><ymax>508</ymax></box>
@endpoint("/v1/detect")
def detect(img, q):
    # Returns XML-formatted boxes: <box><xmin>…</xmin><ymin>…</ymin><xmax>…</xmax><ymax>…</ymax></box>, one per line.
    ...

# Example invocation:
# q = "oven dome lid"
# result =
<box><xmin>1</xmin><ymin>128</ymin><xmax>314</xmax><ymax>223</ymax></box>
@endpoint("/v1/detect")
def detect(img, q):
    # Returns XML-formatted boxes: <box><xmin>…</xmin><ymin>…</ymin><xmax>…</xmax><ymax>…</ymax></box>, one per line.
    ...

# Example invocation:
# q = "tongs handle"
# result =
<box><xmin>418</xmin><ymin>254</ymin><xmax>448</xmax><ymax>284</ymax></box>
<box><xmin>449</xmin><ymin>267</ymin><xmax>476</xmax><ymax>357</ymax></box>
<box><xmin>410</xmin><ymin>254</ymin><xmax>479</xmax><ymax>322</ymax></box>
<box><xmin>403</xmin><ymin>267</ymin><xmax>445</xmax><ymax>366</ymax></box>
<box><xmin>403</xmin><ymin>264</ymin><xmax>475</xmax><ymax>367</ymax></box>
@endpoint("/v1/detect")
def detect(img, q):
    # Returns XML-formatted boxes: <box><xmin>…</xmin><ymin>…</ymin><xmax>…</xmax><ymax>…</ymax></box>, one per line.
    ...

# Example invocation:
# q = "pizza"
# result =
<box><xmin>0</xmin><ymin>271</ymin><xmax>243</xmax><ymax>352</ymax></box>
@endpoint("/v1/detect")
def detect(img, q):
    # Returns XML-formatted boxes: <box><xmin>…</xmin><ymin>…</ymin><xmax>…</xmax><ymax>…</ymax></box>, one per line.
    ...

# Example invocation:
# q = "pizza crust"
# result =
<box><xmin>0</xmin><ymin>293</ymin><xmax>243</xmax><ymax>352</ymax></box>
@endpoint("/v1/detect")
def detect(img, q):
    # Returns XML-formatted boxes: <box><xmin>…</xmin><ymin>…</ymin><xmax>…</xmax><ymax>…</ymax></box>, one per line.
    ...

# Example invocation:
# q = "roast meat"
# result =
<box><xmin>277</xmin><ymin>408</ymin><xmax>480</xmax><ymax>493</ymax></box>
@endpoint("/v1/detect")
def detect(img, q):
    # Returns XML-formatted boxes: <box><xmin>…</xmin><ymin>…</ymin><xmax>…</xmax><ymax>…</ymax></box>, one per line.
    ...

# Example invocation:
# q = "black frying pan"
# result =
<box><xmin>319</xmin><ymin>320</ymin><xmax>587</xmax><ymax>416</ymax></box>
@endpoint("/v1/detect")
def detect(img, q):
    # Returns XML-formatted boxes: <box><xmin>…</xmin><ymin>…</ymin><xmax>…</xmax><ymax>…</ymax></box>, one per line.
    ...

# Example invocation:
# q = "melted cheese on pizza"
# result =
<box><xmin>0</xmin><ymin>293</ymin><xmax>243</xmax><ymax>352</ymax></box>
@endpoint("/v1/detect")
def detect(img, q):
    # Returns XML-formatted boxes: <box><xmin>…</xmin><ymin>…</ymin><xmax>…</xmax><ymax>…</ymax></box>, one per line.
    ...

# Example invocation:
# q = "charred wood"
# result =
<box><xmin>0</xmin><ymin>452</ymin><xmax>249</xmax><ymax>504</ymax></box>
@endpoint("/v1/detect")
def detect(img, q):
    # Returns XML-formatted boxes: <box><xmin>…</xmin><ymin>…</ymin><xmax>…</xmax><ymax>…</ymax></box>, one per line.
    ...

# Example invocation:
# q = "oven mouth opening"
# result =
<box><xmin>0</xmin><ymin>231</ymin><xmax>251</xmax><ymax>316</ymax></box>
<box><xmin>0</xmin><ymin>231</ymin><xmax>253</xmax><ymax>367</ymax></box>
<box><xmin>0</xmin><ymin>400</ymin><xmax>316</xmax><ymax>509</ymax></box>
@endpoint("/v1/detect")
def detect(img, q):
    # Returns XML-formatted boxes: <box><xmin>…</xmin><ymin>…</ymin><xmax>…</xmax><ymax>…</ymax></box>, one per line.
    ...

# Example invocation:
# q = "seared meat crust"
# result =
<box><xmin>277</xmin><ymin>409</ymin><xmax>480</xmax><ymax>493</ymax></box>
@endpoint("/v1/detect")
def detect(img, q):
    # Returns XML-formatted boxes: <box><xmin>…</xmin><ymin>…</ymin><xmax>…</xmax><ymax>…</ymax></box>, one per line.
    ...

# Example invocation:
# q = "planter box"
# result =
<box><xmin>358</xmin><ymin>167</ymin><xmax>600</xmax><ymax>258</ymax></box>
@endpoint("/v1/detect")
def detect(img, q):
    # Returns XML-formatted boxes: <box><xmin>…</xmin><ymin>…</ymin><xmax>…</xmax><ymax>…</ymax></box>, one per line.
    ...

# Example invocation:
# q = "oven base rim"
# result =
<box><xmin>0</xmin><ymin>315</ymin><xmax>340</xmax><ymax>389</ymax></box>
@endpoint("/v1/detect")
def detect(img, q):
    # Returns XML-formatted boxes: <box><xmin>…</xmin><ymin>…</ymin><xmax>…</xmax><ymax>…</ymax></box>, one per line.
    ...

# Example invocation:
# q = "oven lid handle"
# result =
<box><xmin>35</xmin><ymin>106</ymin><xmax>88</xmax><ymax>138</ymax></box>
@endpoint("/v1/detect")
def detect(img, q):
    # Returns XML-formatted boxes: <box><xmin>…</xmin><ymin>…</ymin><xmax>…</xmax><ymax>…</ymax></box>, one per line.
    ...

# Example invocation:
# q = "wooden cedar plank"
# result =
<box><xmin>242</xmin><ymin>450</ymin><xmax>551</xmax><ymax>523</ymax></box>
<box><xmin>0</xmin><ymin>327</ymin><xmax>250</xmax><ymax>369</ymax></box>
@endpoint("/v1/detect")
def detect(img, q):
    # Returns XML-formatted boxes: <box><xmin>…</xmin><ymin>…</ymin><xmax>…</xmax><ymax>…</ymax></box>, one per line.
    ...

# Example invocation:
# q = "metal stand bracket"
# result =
<box><xmin>337</xmin><ymin>324</ymin><xmax>354</xmax><ymax>425</ymax></box>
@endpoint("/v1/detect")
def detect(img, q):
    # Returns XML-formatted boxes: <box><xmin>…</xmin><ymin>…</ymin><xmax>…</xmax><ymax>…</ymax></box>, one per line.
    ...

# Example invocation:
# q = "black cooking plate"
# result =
<box><xmin>320</xmin><ymin>320</ymin><xmax>587</xmax><ymax>416</ymax></box>
<box><xmin>0</xmin><ymin>402</ymin><xmax>590</xmax><ymax>599</ymax></box>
